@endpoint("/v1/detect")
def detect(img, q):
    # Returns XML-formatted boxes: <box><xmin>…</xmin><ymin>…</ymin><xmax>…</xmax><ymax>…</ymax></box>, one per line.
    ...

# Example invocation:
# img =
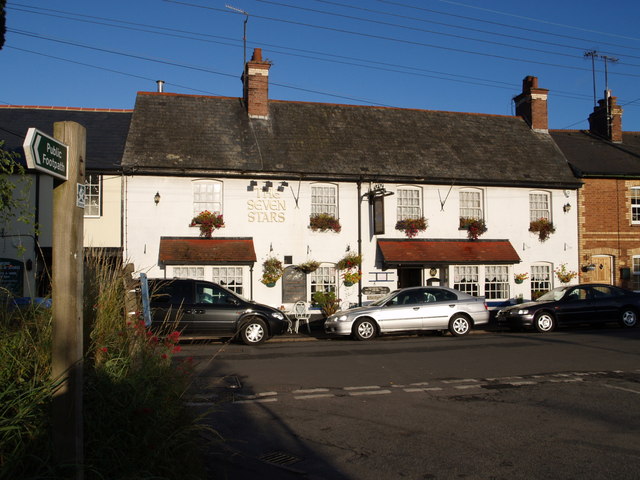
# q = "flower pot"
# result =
<box><xmin>515</xmin><ymin>278</ymin><xmax>524</xmax><ymax>284</ymax></box>
<box><xmin>343</xmin><ymin>280</ymin><xmax>354</xmax><ymax>287</ymax></box>
<box><xmin>265</xmin><ymin>282</ymin><xmax>276</xmax><ymax>288</ymax></box>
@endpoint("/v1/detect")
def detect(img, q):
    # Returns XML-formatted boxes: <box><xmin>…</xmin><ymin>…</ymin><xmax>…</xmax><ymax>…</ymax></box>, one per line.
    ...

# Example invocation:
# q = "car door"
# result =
<box><xmin>182</xmin><ymin>282</ymin><xmax>241</xmax><ymax>335</ymax></box>
<box><xmin>589</xmin><ymin>285</ymin><xmax>623</xmax><ymax>321</ymax></box>
<box><xmin>149</xmin><ymin>280</ymin><xmax>192</xmax><ymax>331</ymax></box>
<box><xmin>555</xmin><ymin>286</ymin><xmax>596</xmax><ymax>324</ymax></box>
<box><xmin>420</xmin><ymin>288</ymin><xmax>458</xmax><ymax>329</ymax></box>
<box><xmin>375</xmin><ymin>290</ymin><xmax>425</xmax><ymax>332</ymax></box>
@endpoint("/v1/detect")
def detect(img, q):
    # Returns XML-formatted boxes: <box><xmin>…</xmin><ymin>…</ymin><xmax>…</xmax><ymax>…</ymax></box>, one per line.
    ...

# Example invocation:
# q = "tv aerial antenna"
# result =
<box><xmin>226</xmin><ymin>4</ymin><xmax>249</xmax><ymax>66</ymax></box>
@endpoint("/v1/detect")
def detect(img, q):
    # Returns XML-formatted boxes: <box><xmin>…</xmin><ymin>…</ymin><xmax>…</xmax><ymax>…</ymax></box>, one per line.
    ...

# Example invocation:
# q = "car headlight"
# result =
<box><xmin>337</xmin><ymin>314</ymin><xmax>350</xmax><ymax>322</ymax></box>
<box><xmin>517</xmin><ymin>309</ymin><xmax>529</xmax><ymax>315</ymax></box>
<box><xmin>271</xmin><ymin>312</ymin><xmax>285</xmax><ymax>320</ymax></box>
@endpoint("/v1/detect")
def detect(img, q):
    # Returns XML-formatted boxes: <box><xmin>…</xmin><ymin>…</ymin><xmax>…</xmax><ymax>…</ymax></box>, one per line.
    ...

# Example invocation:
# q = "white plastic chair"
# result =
<box><xmin>293</xmin><ymin>301</ymin><xmax>311</xmax><ymax>333</ymax></box>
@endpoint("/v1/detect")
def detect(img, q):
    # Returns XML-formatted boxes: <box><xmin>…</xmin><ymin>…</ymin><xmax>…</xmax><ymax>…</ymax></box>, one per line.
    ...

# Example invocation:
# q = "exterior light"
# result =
<box><xmin>154</xmin><ymin>192</ymin><xmax>161</xmax><ymax>205</ymax></box>
<box><xmin>563</xmin><ymin>203</ymin><xmax>571</xmax><ymax>213</ymax></box>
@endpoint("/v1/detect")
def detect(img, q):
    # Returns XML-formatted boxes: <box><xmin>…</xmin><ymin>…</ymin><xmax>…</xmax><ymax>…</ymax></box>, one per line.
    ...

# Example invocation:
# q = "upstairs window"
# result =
<box><xmin>193</xmin><ymin>180</ymin><xmax>222</xmax><ymax>216</ymax></box>
<box><xmin>84</xmin><ymin>174</ymin><xmax>102</xmax><ymax>217</ymax></box>
<box><xmin>631</xmin><ymin>187</ymin><xmax>640</xmax><ymax>224</ymax></box>
<box><xmin>530</xmin><ymin>191</ymin><xmax>551</xmax><ymax>221</ymax></box>
<box><xmin>459</xmin><ymin>189</ymin><xmax>483</xmax><ymax>220</ymax></box>
<box><xmin>311</xmin><ymin>184</ymin><xmax>338</xmax><ymax>217</ymax></box>
<box><xmin>397</xmin><ymin>187</ymin><xmax>422</xmax><ymax>221</ymax></box>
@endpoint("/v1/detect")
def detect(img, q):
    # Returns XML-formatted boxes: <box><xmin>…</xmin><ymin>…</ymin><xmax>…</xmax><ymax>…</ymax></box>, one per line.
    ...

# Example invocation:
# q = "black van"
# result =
<box><xmin>147</xmin><ymin>278</ymin><xmax>289</xmax><ymax>345</ymax></box>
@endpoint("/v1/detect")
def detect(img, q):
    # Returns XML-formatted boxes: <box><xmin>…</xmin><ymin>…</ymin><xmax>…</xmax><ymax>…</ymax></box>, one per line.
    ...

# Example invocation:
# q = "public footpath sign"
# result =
<box><xmin>23</xmin><ymin>127</ymin><xmax>69</xmax><ymax>181</ymax></box>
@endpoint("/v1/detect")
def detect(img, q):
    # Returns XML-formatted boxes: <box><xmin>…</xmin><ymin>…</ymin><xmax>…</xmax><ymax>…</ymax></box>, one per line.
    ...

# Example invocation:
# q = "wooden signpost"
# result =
<box><xmin>26</xmin><ymin>122</ymin><xmax>85</xmax><ymax>476</ymax></box>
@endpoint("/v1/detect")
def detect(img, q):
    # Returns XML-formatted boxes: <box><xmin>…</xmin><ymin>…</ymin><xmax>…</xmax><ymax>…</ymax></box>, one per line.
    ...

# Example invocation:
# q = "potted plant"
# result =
<box><xmin>342</xmin><ymin>270</ymin><xmax>362</xmax><ymax>287</ymax></box>
<box><xmin>514</xmin><ymin>272</ymin><xmax>529</xmax><ymax>284</ymax></box>
<box><xmin>190</xmin><ymin>210</ymin><xmax>224</xmax><ymax>238</ymax></box>
<box><xmin>529</xmin><ymin>218</ymin><xmax>556</xmax><ymax>242</ymax></box>
<box><xmin>312</xmin><ymin>291</ymin><xmax>341</xmax><ymax>317</ymax></box>
<box><xmin>261</xmin><ymin>256</ymin><xmax>284</xmax><ymax>287</ymax></box>
<box><xmin>336</xmin><ymin>252</ymin><xmax>362</xmax><ymax>271</ymax></box>
<box><xmin>555</xmin><ymin>263</ymin><xmax>577</xmax><ymax>284</ymax></box>
<box><xmin>309</xmin><ymin>213</ymin><xmax>341</xmax><ymax>233</ymax></box>
<box><xmin>459</xmin><ymin>217</ymin><xmax>487</xmax><ymax>240</ymax></box>
<box><xmin>395</xmin><ymin>217</ymin><xmax>427</xmax><ymax>238</ymax></box>
<box><xmin>296</xmin><ymin>260</ymin><xmax>320</xmax><ymax>274</ymax></box>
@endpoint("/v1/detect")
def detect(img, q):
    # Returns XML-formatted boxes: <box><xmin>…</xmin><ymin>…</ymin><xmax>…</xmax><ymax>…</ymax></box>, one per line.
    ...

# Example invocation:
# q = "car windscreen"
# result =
<box><xmin>536</xmin><ymin>287</ymin><xmax>567</xmax><ymax>302</ymax></box>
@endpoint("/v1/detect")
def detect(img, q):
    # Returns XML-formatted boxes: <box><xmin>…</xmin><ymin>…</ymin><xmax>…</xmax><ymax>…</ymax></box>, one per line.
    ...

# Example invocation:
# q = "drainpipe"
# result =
<box><xmin>357</xmin><ymin>180</ymin><xmax>362</xmax><ymax>307</ymax></box>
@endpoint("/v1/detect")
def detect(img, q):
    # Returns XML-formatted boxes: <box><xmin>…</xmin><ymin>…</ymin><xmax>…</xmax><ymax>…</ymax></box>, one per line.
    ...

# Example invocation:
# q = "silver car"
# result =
<box><xmin>324</xmin><ymin>286</ymin><xmax>489</xmax><ymax>340</ymax></box>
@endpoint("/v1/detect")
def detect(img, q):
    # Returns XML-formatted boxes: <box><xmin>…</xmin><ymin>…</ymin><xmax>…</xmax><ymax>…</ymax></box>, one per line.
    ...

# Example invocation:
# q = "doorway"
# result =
<box><xmin>588</xmin><ymin>255</ymin><xmax>613</xmax><ymax>284</ymax></box>
<box><xmin>397</xmin><ymin>267</ymin><xmax>422</xmax><ymax>288</ymax></box>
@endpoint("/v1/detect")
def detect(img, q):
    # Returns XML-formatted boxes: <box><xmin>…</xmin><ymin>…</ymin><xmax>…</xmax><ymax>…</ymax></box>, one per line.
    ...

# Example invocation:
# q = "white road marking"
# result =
<box><xmin>454</xmin><ymin>384</ymin><xmax>483</xmax><ymax>390</ymax></box>
<box><xmin>294</xmin><ymin>394</ymin><xmax>336</xmax><ymax>400</ymax></box>
<box><xmin>293</xmin><ymin>388</ymin><xmax>330</xmax><ymax>394</ymax></box>
<box><xmin>344</xmin><ymin>385</ymin><xmax>381</xmax><ymax>391</ymax></box>
<box><xmin>234</xmin><ymin>398</ymin><xmax>278</xmax><ymax>404</ymax></box>
<box><xmin>403</xmin><ymin>387</ymin><xmax>443</xmax><ymax>392</ymax></box>
<box><xmin>603</xmin><ymin>384</ymin><xmax>640</xmax><ymax>395</ymax></box>
<box><xmin>349</xmin><ymin>389</ymin><xmax>392</xmax><ymax>396</ymax></box>
<box><xmin>441</xmin><ymin>379</ymin><xmax>479</xmax><ymax>384</ymax></box>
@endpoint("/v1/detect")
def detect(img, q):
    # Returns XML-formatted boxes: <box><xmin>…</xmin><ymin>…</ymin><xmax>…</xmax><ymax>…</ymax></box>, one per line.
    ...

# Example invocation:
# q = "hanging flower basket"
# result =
<box><xmin>555</xmin><ymin>263</ymin><xmax>577</xmax><ymax>284</ymax></box>
<box><xmin>261</xmin><ymin>256</ymin><xmax>284</xmax><ymax>286</ymax></box>
<box><xmin>296</xmin><ymin>260</ymin><xmax>320</xmax><ymax>274</ymax></box>
<box><xmin>190</xmin><ymin>210</ymin><xmax>224</xmax><ymax>238</ymax></box>
<box><xmin>529</xmin><ymin>218</ymin><xmax>556</xmax><ymax>242</ymax></box>
<box><xmin>336</xmin><ymin>252</ymin><xmax>362</xmax><ymax>271</ymax></box>
<box><xmin>309</xmin><ymin>213</ymin><xmax>341</xmax><ymax>233</ymax></box>
<box><xmin>395</xmin><ymin>217</ymin><xmax>428</xmax><ymax>238</ymax></box>
<box><xmin>459</xmin><ymin>217</ymin><xmax>487</xmax><ymax>240</ymax></box>
<box><xmin>514</xmin><ymin>272</ymin><xmax>528</xmax><ymax>284</ymax></box>
<box><xmin>342</xmin><ymin>270</ymin><xmax>361</xmax><ymax>286</ymax></box>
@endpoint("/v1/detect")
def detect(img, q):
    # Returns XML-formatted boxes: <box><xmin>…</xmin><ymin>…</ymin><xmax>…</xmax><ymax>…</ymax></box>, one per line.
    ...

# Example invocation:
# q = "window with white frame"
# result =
<box><xmin>212</xmin><ymin>266</ymin><xmax>244</xmax><ymax>295</ymax></box>
<box><xmin>459</xmin><ymin>189</ymin><xmax>483</xmax><ymax>220</ymax></box>
<box><xmin>311</xmin><ymin>184</ymin><xmax>338</xmax><ymax>217</ymax></box>
<box><xmin>529</xmin><ymin>191</ymin><xmax>551</xmax><ymax>222</ymax></box>
<box><xmin>397</xmin><ymin>186</ymin><xmax>422</xmax><ymax>220</ymax></box>
<box><xmin>633</xmin><ymin>256</ymin><xmax>640</xmax><ymax>291</ymax></box>
<box><xmin>631</xmin><ymin>187</ymin><xmax>640</xmax><ymax>224</ymax></box>
<box><xmin>84</xmin><ymin>174</ymin><xmax>101</xmax><ymax>217</ymax></box>
<box><xmin>193</xmin><ymin>181</ymin><xmax>222</xmax><ymax>216</ymax></box>
<box><xmin>173</xmin><ymin>266</ymin><xmax>204</xmax><ymax>279</ymax></box>
<box><xmin>484</xmin><ymin>266</ymin><xmax>509</xmax><ymax>299</ymax></box>
<box><xmin>453</xmin><ymin>266</ymin><xmax>479</xmax><ymax>296</ymax></box>
<box><xmin>310</xmin><ymin>265</ymin><xmax>337</xmax><ymax>295</ymax></box>
<box><xmin>531</xmin><ymin>264</ymin><xmax>552</xmax><ymax>298</ymax></box>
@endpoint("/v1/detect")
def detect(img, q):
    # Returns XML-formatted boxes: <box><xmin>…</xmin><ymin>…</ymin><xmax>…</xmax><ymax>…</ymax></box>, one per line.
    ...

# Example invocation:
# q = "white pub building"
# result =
<box><xmin>122</xmin><ymin>48</ymin><xmax>580</xmax><ymax>312</ymax></box>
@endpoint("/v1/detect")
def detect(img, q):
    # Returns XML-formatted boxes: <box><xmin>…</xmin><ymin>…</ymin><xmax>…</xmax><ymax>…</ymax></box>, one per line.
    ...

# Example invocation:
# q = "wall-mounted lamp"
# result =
<box><xmin>563</xmin><ymin>203</ymin><xmax>571</xmax><ymax>213</ymax></box>
<box><xmin>154</xmin><ymin>192</ymin><xmax>161</xmax><ymax>205</ymax></box>
<box><xmin>277</xmin><ymin>181</ymin><xmax>289</xmax><ymax>192</ymax></box>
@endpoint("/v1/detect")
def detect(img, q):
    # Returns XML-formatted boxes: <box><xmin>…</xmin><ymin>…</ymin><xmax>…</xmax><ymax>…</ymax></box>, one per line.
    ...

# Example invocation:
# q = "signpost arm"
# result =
<box><xmin>51</xmin><ymin>121</ymin><xmax>85</xmax><ymax>477</ymax></box>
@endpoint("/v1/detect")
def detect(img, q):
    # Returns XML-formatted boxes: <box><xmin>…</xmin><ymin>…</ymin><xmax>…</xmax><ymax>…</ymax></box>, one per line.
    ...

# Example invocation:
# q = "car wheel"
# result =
<box><xmin>240</xmin><ymin>317</ymin><xmax>267</xmax><ymax>345</ymax></box>
<box><xmin>352</xmin><ymin>318</ymin><xmax>376</xmax><ymax>341</ymax></box>
<box><xmin>619</xmin><ymin>308</ymin><xmax>638</xmax><ymax>328</ymax></box>
<box><xmin>449</xmin><ymin>314</ymin><xmax>471</xmax><ymax>336</ymax></box>
<box><xmin>534</xmin><ymin>312</ymin><xmax>555</xmax><ymax>333</ymax></box>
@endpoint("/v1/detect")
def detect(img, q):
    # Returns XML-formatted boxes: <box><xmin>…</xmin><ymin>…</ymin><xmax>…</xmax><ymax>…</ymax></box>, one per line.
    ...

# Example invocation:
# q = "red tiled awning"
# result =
<box><xmin>159</xmin><ymin>237</ymin><xmax>256</xmax><ymax>265</ymax></box>
<box><xmin>378</xmin><ymin>239</ymin><xmax>520</xmax><ymax>265</ymax></box>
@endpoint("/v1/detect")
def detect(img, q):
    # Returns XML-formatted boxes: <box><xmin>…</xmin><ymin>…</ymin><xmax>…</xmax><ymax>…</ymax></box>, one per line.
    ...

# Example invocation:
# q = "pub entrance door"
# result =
<box><xmin>397</xmin><ymin>267</ymin><xmax>422</xmax><ymax>289</ymax></box>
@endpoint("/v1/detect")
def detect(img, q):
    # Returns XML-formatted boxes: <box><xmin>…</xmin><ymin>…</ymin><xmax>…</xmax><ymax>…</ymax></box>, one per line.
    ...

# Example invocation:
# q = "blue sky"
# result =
<box><xmin>2</xmin><ymin>0</ymin><xmax>639</xmax><ymax>131</ymax></box>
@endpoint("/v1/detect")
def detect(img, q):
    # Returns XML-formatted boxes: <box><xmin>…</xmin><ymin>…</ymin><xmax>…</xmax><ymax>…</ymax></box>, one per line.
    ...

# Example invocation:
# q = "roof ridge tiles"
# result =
<box><xmin>0</xmin><ymin>105</ymin><xmax>132</xmax><ymax>112</ymax></box>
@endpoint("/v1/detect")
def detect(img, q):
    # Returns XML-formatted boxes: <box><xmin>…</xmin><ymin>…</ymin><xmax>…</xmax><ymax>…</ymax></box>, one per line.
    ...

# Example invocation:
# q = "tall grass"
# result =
<box><xmin>0</xmin><ymin>299</ymin><xmax>57</xmax><ymax>479</ymax></box>
<box><xmin>1</xmin><ymin>251</ymin><xmax>213</xmax><ymax>479</ymax></box>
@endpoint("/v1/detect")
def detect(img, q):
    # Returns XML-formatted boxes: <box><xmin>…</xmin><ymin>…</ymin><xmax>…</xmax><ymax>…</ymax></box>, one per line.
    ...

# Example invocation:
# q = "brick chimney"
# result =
<box><xmin>243</xmin><ymin>48</ymin><xmax>271</xmax><ymax>119</ymax></box>
<box><xmin>588</xmin><ymin>92</ymin><xmax>623</xmax><ymax>143</ymax></box>
<box><xmin>513</xmin><ymin>76</ymin><xmax>549</xmax><ymax>133</ymax></box>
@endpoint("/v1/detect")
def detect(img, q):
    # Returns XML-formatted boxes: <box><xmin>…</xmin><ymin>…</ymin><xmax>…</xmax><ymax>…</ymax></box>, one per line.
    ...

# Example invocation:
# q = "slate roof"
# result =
<box><xmin>378</xmin><ymin>239</ymin><xmax>521</xmax><ymax>265</ymax></box>
<box><xmin>550</xmin><ymin>130</ymin><xmax>640</xmax><ymax>178</ymax></box>
<box><xmin>0</xmin><ymin>106</ymin><xmax>132</xmax><ymax>171</ymax></box>
<box><xmin>122</xmin><ymin>92</ymin><xmax>580</xmax><ymax>189</ymax></box>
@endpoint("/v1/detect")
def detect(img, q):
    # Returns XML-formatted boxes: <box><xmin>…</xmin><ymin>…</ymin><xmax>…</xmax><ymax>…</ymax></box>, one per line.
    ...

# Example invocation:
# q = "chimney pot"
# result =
<box><xmin>589</xmin><ymin>92</ymin><xmax>623</xmax><ymax>143</ymax></box>
<box><xmin>156</xmin><ymin>80</ymin><xmax>165</xmax><ymax>93</ymax></box>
